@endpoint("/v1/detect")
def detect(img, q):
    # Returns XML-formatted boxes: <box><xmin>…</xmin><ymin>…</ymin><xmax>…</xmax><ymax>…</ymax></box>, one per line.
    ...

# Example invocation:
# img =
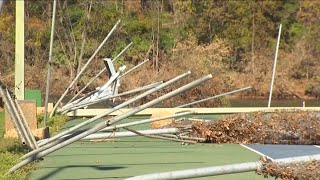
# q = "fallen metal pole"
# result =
<box><xmin>62</xmin><ymin>81</ymin><xmax>163</xmax><ymax>113</ymax></box>
<box><xmin>50</xmin><ymin>20</ymin><xmax>121</xmax><ymax>117</ymax></box>
<box><xmin>36</xmin><ymin>111</ymin><xmax>193</xmax><ymax>148</ymax></box>
<box><xmin>83</xmin><ymin>128</ymin><xmax>179</xmax><ymax>140</ymax></box>
<box><xmin>159</xmin><ymin>134</ymin><xmax>206</xmax><ymax>142</ymax></box>
<box><xmin>99</xmin><ymin>111</ymin><xmax>193</xmax><ymax>132</ymax></box>
<box><xmin>268</xmin><ymin>24</ymin><xmax>282</xmax><ymax>108</ymax></box>
<box><xmin>0</xmin><ymin>85</ymin><xmax>26</xmax><ymax>144</ymax></box>
<box><xmin>123</xmin><ymin>127</ymin><xmax>196</xmax><ymax>144</ymax></box>
<box><xmin>66</xmin><ymin>42</ymin><xmax>133</xmax><ymax>105</ymax></box>
<box><xmin>13</xmin><ymin>98</ymin><xmax>38</xmax><ymax>149</ymax></box>
<box><xmin>176</xmin><ymin>86</ymin><xmax>252</xmax><ymax>108</ymax></box>
<box><xmin>37</xmin><ymin>72</ymin><xmax>191</xmax><ymax>148</ymax></box>
<box><xmin>5</xmin><ymin>89</ymin><xmax>34</xmax><ymax>148</ymax></box>
<box><xmin>126</xmin><ymin>154</ymin><xmax>320</xmax><ymax>180</ymax></box>
<box><xmin>10</xmin><ymin>74</ymin><xmax>212</xmax><ymax>173</ymax></box>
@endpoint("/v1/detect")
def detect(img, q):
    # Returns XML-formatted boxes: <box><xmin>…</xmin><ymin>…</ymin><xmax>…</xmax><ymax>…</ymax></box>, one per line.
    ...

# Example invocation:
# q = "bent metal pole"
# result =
<box><xmin>50</xmin><ymin>20</ymin><xmax>121</xmax><ymax>117</ymax></box>
<box><xmin>26</xmin><ymin>75</ymin><xmax>188</xmax><ymax>159</ymax></box>
<box><xmin>10</xmin><ymin>74</ymin><xmax>212</xmax><ymax>173</ymax></box>
<box><xmin>61</xmin><ymin>81</ymin><xmax>163</xmax><ymax>113</ymax></box>
<box><xmin>66</xmin><ymin>42</ymin><xmax>133</xmax><ymax>105</ymax></box>
<box><xmin>176</xmin><ymin>86</ymin><xmax>252</xmax><ymax>108</ymax></box>
<box><xmin>35</xmin><ymin>71</ymin><xmax>191</xmax><ymax>148</ymax></box>
<box><xmin>63</xmin><ymin>57</ymin><xmax>149</xmax><ymax>111</ymax></box>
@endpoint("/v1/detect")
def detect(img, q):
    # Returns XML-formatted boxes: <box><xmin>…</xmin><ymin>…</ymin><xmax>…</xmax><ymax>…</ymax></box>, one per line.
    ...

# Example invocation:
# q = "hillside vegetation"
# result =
<box><xmin>0</xmin><ymin>0</ymin><xmax>319</xmax><ymax>107</ymax></box>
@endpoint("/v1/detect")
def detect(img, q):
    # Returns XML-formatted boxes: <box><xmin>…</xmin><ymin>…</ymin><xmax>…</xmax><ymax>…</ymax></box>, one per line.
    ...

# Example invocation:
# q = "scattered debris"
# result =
<box><xmin>258</xmin><ymin>159</ymin><xmax>320</xmax><ymax>179</ymax></box>
<box><xmin>190</xmin><ymin>110</ymin><xmax>320</xmax><ymax>144</ymax></box>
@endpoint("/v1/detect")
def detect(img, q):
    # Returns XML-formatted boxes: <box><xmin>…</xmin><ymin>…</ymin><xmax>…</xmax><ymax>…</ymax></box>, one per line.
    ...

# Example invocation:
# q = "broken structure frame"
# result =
<box><xmin>8</xmin><ymin>74</ymin><xmax>212</xmax><ymax>173</ymax></box>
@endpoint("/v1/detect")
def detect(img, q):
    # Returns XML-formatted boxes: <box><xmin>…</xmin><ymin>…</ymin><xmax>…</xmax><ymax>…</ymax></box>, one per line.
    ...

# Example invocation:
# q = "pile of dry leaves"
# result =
<box><xmin>190</xmin><ymin>110</ymin><xmax>320</xmax><ymax>144</ymax></box>
<box><xmin>257</xmin><ymin>160</ymin><xmax>320</xmax><ymax>179</ymax></box>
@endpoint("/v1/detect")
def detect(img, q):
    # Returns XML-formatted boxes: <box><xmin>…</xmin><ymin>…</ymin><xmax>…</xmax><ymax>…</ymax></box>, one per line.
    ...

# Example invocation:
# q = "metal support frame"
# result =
<box><xmin>35</xmin><ymin>111</ymin><xmax>193</xmax><ymax>146</ymax></box>
<box><xmin>66</xmin><ymin>42</ymin><xmax>133</xmax><ymax>105</ymax></box>
<box><xmin>61</xmin><ymin>81</ymin><xmax>163</xmax><ymax>113</ymax></box>
<box><xmin>65</xmin><ymin>56</ymin><xmax>149</xmax><ymax>111</ymax></box>
<box><xmin>9</xmin><ymin>74</ymin><xmax>212</xmax><ymax>173</ymax></box>
<box><xmin>50</xmin><ymin>20</ymin><xmax>121</xmax><ymax>117</ymax></box>
<box><xmin>35</xmin><ymin>72</ymin><xmax>191</xmax><ymax>148</ymax></box>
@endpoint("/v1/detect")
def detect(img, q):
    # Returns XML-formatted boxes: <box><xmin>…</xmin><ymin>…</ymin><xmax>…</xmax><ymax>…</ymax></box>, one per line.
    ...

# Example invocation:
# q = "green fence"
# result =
<box><xmin>25</xmin><ymin>89</ymin><xmax>41</xmax><ymax>107</ymax></box>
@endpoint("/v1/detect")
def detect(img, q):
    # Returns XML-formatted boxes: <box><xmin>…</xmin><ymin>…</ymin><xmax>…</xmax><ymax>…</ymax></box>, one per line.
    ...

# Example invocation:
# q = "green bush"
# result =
<box><xmin>37</xmin><ymin>114</ymin><xmax>69</xmax><ymax>134</ymax></box>
<box><xmin>0</xmin><ymin>139</ymin><xmax>37</xmax><ymax>180</ymax></box>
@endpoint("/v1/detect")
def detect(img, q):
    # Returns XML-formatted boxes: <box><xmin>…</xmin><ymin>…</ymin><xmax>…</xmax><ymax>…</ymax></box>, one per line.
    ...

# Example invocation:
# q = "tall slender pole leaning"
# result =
<box><xmin>35</xmin><ymin>72</ymin><xmax>191</xmax><ymax>149</ymax></box>
<box><xmin>43</xmin><ymin>0</ymin><xmax>57</xmax><ymax>127</ymax></box>
<box><xmin>10</xmin><ymin>74</ymin><xmax>212</xmax><ymax>173</ymax></box>
<box><xmin>66</xmin><ymin>42</ymin><xmax>133</xmax><ymax>105</ymax></box>
<box><xmin>268</xmin><ymin>24</ymin><xmax>282</xmax><ymax>108</ymax></box>
<box><xmin>50</xmin><ymin>20</ymin><xmax>121</xmax><ymax>117</ymax></box>
<box><xmin>176</xmin><ymin>86</ymin><xmax>252</xmax><ymax>108</ymax></box>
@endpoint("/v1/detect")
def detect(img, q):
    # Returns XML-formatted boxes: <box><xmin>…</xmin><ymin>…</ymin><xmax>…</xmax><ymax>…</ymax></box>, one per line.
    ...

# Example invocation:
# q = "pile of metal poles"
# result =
<box><xmin>7</xmin><ymin>72</ymin><xmax>212</xmax><ymax>173</ymax></box>
<box><xmin>0</xmin><ymin>80</ymin><xmax>38</xmax><ymax>150</ymax></box>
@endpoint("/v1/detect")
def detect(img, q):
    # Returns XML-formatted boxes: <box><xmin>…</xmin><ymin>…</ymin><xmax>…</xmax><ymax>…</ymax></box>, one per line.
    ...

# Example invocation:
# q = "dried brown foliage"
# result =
<box><xmin>258</xmin><ymin>160</ymin><xmax>320</xmax><ymax>180</ymax></box>
<box><xmin>191</xmin><ymin>111</ymin><xmax>320</xmax><ymax>144</ymax></box>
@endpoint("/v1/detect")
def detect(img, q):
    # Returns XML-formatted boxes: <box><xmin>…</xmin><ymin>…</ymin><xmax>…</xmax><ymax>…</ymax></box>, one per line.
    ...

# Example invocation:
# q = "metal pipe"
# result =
<box><xmin>159</xmin><ymin>134</ymin><xmax>206</xmax><ymax>142</ymax></box>
<box><xmin>123</xmin><ymin>127</ymin><xmax>196</xmax><ymax>144</ymax></box>
<box><xmin>50</xmin><ymin>20</ymin><xmax>121</xmax><ymax>117</ymax></box>
<box><xmin>99</xmin><ymin>111</ymin><xmax>193</xmax><ymax>132</ymax></box>
<box><xmin>66</xmin><ymin>42</ymin><xmax>133</xmax><ymax>105</ymax></box>
<box><xmin>10</xmin><ymin>74</ymin><xmax>211</xmax><ymax>172</ymax></box>
<box><xmin>61</xmin><ymin>68</ymin><xmax>122</xmax><ymax>112</ymax></box>
<box><xmin>126</xmin><ymin>154</ymin><xmax>320</xmax><ymax>180</ymax></box>
<box><xmin>176</xmin><ymin>86</ymin><xmax>252</xmax><ymax>108</ymax></box>
<box><xmin>36</xmin><ymin>111</ymin><xmax>193</xmax><ymax>145</ymax></box>
<box><xmin>119</xmin><ymin>59</ymin><xmax>149</xmax><ymax>78</ymax></box>
<box><xmin>37</xmin><ymin>72</ymin><xmax>191</xmax><ymax>147</ymax></box>
<box><xmin>62</xmin><ymin>81</ymin><xmax>163</xmax><ymax>113</ymax></box>
<box><xmin>83</xmin><ymin>128</ymin><xmax>179</xmax><ymax>140</ymax></box>
<box><xmin>43</xmin><ymin>0</ymin><xmax>57</xmax><ymax>127</ymax></box>
<box><xmin>13</xmin><ymin>98</ymin><xmax>38</xmax><ymax>149</ymax></box>
<box><xmin>0</xmin><ymin>85</ymin><xmax>26</xmax><ymax>144</ymax></box>
<box><xmin>268</xmin><ymin>24</ymin><xmax>282</xmax><ymax>108</ymax></box>
<box><xmin>0</xmin><ymin>0</ymin><xmax>4</xmax><ymax>13</ymax></box>
<box><xmin>5</xmin><ymin>89</ymin><xmax>34</xmax><ymax>147</ymax></box>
